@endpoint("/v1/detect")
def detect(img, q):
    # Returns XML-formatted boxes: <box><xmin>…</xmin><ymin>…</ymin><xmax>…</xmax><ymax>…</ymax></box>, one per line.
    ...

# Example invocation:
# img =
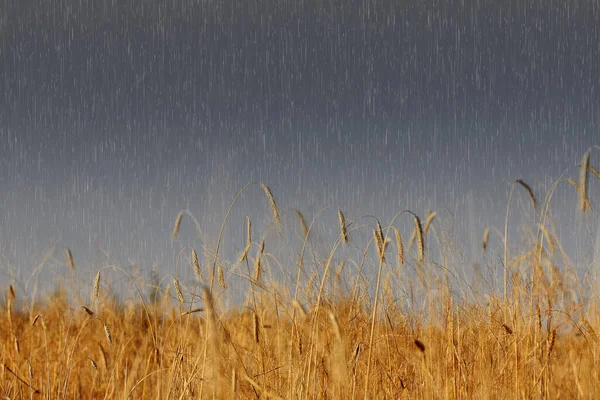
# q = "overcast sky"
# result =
<box><xmin>1</xmin><ymin>1</ymin><xmax>599</xmax><ymax>299</ymax></box>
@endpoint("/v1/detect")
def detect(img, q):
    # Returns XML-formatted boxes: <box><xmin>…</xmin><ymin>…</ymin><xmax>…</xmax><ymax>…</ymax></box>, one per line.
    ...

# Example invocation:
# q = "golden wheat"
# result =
<box><xmin>103</xmin><ymin>321</ymin><xmax>113</xmax><ymax>345</ymax></box>
<box><xmin>413</xmin><ymin>215</ymin><xmax>424</xmax><ymax>262</ymax></box>
<box><xmin>295</xmin><ymin>209</ymin><xmax>309</xmax><ymax>238</ymax></box>
<box><xmin>92</xmin><ymin>271</ymin><xmax>101</xmax><ymax>301</ymax></box>
<box><xmin>373</xmin><ymin>228</ymin><xmax>384</xmax><ymax>261</ymax></box>
<box><xmin>260</xmin><ymin>184</ymin><xmax>281</xmax><ymax>224</ymax></box>
<box><xmin>252</xmin><ymin>311</ymin><xmax>260</xmax><ymax>343</ymax></box>
<box><xmin>172</xmin><ymin>210</ymin><xmax>184</xmax><ymax>239</ymax></box>
<box><xmin>218</xmin><ymin>265</ymin><xmax>228</xmax><ymax>289</ymax></box>
<box><xmin>66</xmin><ymin>248</ymin><xmax>75</xmax><ymax>271</ymax></box>
<box><xmin>81</xmin><ymin>306</ymin><xmax>94</xmax><ymax>316</ymax></box>
<box><xmin>237</xmin><ymin>243</ymin><xmax>252</xmax><ymax>264</ymax></box>
<box><xmin>246</xmin><ymin>216</ymin><xmax>252</xmax><ymax>245</ymax></box>
<box><xmin>338</xmin><ymin>209</ymin><xmax>349</xmax><ymax>243</ymax></box>
<box><xmin>173</xmin><ymin>278</ymin><xmax>184</xmax><ymax>305</ymax></box>
<box><xmin>422</xmin><ymin>211</ymin><xmax>437</xmax><ymax>236</ymax></box>
<box><xmin>579</xmin><ymin>151</ymin><xmax>591</xmax><ymax>211</ymax></box>
<box><xmin>192</xmin><ymin>249</ymin><xmax>202</xmax><ymax>280</ymax></box>
<box><xmin>393</xmin><ymin>227</ymin><xmax>404</xmax><ymax>265</ymax></box>
<box><xmin>588</xmin><ymin>164</ymin><xmax>600</xmax><ymax>180</ymax></box>
<box><xmin>2</xmin><ymin>156</ymin><xmax>599</xmax><ymax>398</ymax></box>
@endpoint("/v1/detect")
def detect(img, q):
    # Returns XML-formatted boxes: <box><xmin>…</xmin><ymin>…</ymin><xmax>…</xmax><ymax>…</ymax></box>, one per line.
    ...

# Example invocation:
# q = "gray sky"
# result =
<box><xmin>1</xmin><ymin>1</ymin><xmax>599</xmax><ymax>299</ymax></box>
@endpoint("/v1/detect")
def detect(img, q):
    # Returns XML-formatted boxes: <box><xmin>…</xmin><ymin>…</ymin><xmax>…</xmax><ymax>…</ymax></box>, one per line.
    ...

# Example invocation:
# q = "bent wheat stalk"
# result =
<box><xmin>504</xmin><ymin>179</ymin><xmax>536</xmax><ymax>317</ymax></box>
<box><xmin>210</xmin><ymin>182</ymin><xmax>280</xmax><ymax>292</ymax></box>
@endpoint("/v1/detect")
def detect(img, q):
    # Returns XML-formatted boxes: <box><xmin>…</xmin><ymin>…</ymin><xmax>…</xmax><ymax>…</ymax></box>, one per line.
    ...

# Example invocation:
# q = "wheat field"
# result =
<box><xmin>2</xmin><ymin>153</ymin><xmax>600</xmax><ymax>399</ymax></box>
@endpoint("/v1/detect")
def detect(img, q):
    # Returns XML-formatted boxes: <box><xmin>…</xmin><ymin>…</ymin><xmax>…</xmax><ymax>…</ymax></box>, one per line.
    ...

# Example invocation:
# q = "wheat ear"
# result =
<box><xmin>66</xmin><ymin>248</ymin><xmax>75</xmax><ymax>271</ymax></box>
<box><xmin>422</xmin><ymin>211</ymin><xmax>437</xmax><ymax>236</ymax></box>
<box><xmin>338</xmin><ymin>209</ymin><xmax>348</xmax><ymax>243</ymax></box>
<box><xmin>579</xmin><ymin>151</ymin><xmax>591</xmax><ymax>211</ymax></box>
<box><xmin>482</xmin><ymin>227</ymin><xmax>490</xmax><ymax>253</ymax></box>
<box><xmin>393</xmin><ymin>228</ymin><xmax>404</xmax><ymax>265</ymax></box>
<box><xmin>260</xmin><ymin>184</ymin><xmax>281</xmax><ymax>224</ymax></box>
<box><xmin>218</xmin><ymin>265</ymin><xmax>228</xmax><ymax>289</ymax></box>
<box><xmin>92</xmin><ymin>271</ymin><xmax>101</xmax><ymax>301</ymax></box>
<box><xmin>172</xmin><ymin>211</ymin><xmax>184</xmax><ymax>239</ymax></box>
<box><xmin>515</xmin><ymin>179</ymin><xmax>537</xmax><ymax>209</ymax></box>
<box><xmin>192</xmin><ymin>249</ymin><xmax>202</xmax><ymax>280</ymax></box>
<box><xmin>295</xmin><ymin>209</ymin><xmax>309</xmax><ymax>238</ymax></box>
<box><xmin>173</xmin><ymin>278</ymin><xmax>185</xmax><ymax>305</ymax></box>
<box><xmin>413</xmin><ymin>215</ymin><xmax>424</xmax><ymax>262</ymax></box>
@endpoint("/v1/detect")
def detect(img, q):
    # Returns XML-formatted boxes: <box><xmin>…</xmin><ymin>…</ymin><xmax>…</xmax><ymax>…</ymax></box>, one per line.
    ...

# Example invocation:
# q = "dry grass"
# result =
<box><xmin>1</xmin><ymin>170</ymin><xmax>600</xmax><ymax>399</ymax></box>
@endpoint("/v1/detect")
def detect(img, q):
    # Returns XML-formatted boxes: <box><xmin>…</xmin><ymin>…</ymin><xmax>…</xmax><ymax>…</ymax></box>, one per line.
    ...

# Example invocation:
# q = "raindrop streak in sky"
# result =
<box><xmin>0</xmin><ymin>1</ymin><xmax>598</xmax><ymax>300</ymax></box>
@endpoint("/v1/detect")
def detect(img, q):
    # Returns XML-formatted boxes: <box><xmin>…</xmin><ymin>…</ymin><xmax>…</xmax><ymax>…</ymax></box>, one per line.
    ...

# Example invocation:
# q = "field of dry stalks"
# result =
<box><xmin>2</xmin><ymin>152</ymin><xmax>600</xmax><ymax>399</ymax></box>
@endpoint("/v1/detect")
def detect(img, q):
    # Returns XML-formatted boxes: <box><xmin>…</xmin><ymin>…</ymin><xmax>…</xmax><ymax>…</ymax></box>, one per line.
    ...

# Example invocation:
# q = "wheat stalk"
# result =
<box><xmin>231</xmin><ymin>369</ymin><xmax>237</xmax><ymax>395</ymax></box>
<box><xmin>173</xmin><ymin>278</ymin><xmax>185</xmax><ymax>305</ymax></box>
<box><xmin>515</xmin><ymin>179</ymin><xmax>537</xmax><ymax>209</ymax></box>
<box><xmin>587</xmin><ymin>164</ymin><xmax>600</xmax><ymax>180</ymax></box>
<box><xmin>547</xmin><ymin>329</ymin><xmax>557</xmax><ymax>361</ymax></box>
<box><xmin>329</xmin><ymin>310</ymin><xmax>348</xmax><ymax>393</ymax></box>
<box><xmin>292</xmin><ymin>300</ymin><xmax>308</xmax><ymax>320</ymax></box>
<box><xmin>218</xmin><ymin>265</ymin><xmax>228</xmax><ymax>289</ymax></box>
<box><xmin>376</xmin><ymin>220</ymin><xmax>384</xmax><ymax>244</ymax></box>
<box><xmin>92</xmin><ymin>272</ymin><xmax>101</xmax><ymax>301</ymax></box>
<box><xmin>582</xmin><ymin>319</ymin><xmax>598</xmax><ymax>342</ymax></box>
<box><xmin>338</xmin><ymin>209</ymin><xmax>348</xmax><ymax>243</ymax></box>
<box><xmin>3</xmin><ymin>364</ymin><xmax>40</xmax><ymax>394</ymax></box>
<box><xmin>66</xmin><ymin>248</ymin><xmax>75</xmax><ymax>271</ymax></box>
<box><xmin>393</xmin><ymin>228</ymin><xmax>404</xmax><ymax>265</ymax></box>
<box><xmin>538</xmin><ymin>223</ymin><xmax>556</xmax><ymax>255</ymax></box>
<box><xmin>413</xmin><ymin>215</ymin><xmax>424</xmax><ymax>262</ymax></box>
<box><xmin>200</xmin><ymin>285</ymin><xmax>222</xmax><ymax>397</ymax></box>
<box><xmin>181</xmin><ymin>308</ymin><xmax>204</xmax><ymax>316</ymax></box>
<box><xmin>502</xmin><ymin>324</ymin><xmax>513</xmax><ymax>335</ymax></box>
<box><xmin>329</xmin><ymin>311</ymin><xmax>343</xmax><ymax>342</ymax></box>
<box><xmin>295</xmin><ymin>209</ymin><xmax>309</xmax><ymax>238</ymax></box>
<box><xmin>422</xmin><ymin>211</ymin><xmax>437</xmax><ymax>236</ymax></box>
<box><xmin>103</xmin><ymin>322</ymin><xmax>113</xmax><ymax>345</ymax></box>
<box><xmin>81</xmin><ymin>306</ymin><xmax>94</xmax><ymax>316</ymax></box>
<box><xmin>579</xmin><ymin>151</ymin><xmax>591</xmax><ymax>211</ymax></box>
<box><xmin>567</xmin><ymin>178</ymin><xmax>592</xmax><ymax>211</ymax></box>
<box><xmin>253</xmin><ymin>257</ymin><xmax>262</xmax><ymax>282</ymax></box>
<box><xmin>172</xmin><ymin>211</ymin><xmax>184</xmax><ymax>239</ymax></box>
<box><xmin>407</xmin><ymin>227</ymin><xmax>416</xmax><ymax>250</ymax></box>
<box><xmin>253</xmin><ymin>311</ymin><xmax>260</xmax><ymax>343</ymax></box>
<box><xmin>373</xmin><ymin>228</ymin><xmax>385</xmax><ymax>261</ymax></box>
<box><xmin>203</xmin><ymin>284</ymin><xmax>218</xmax><ymax>339</ymax></box>
<box><xmin>191</xmin><ymin>249</ymin><xmax>202</xmax><ymax>280</ymax></box>
<box><xmin>482</xmin><ymin>227</ymin><xmax>490</xmax><ymax>253</ymax></box>
<box><xmin>335</xmin><ymin>261</ymin><xmax>345</xmax><ymax>281</ymax></box>
<box><xmin>261</xmin><ymin>184</ymin><xmax>281</xmax><ymax>224</ymax></box>
<box><xmin>246</xmin><ymin>217</ymin><xmax>252</xmax><ymax>245</ymax></box>
<box><xmin>237</xmin><ymin>243</ymin><xmax>252</xmax><ymax>264</ymax></box>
